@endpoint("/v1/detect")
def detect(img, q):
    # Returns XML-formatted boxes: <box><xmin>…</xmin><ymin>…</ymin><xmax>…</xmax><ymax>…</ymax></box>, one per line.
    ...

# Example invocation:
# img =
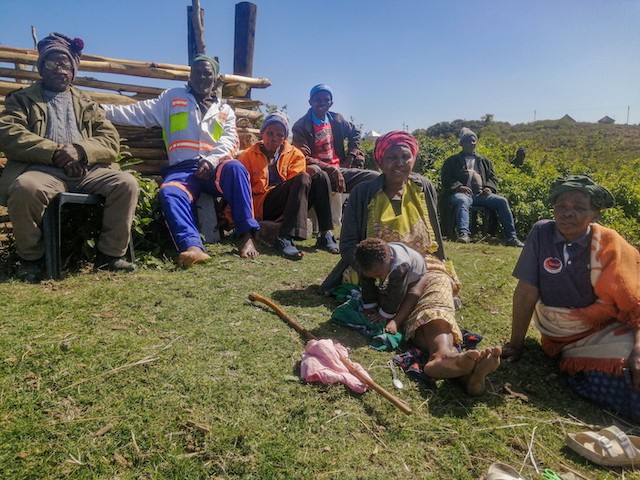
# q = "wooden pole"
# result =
<box><xmin>187</xmin><ymin>1</ymin><xmax>206</xmax><ymax>63</ymax></box>
<box><xmin>234</xmin><ymin>2</ymin><xmax>257</xmax><ymax>98</ymax></box>
<box><xmin>0</xmin><ymin>48</ymin><xmax>270</xmax><ymax>88</ymax></box>
<box><xmin>248</xmin><ymin>292</ymin><xmax>413</xmax><ymax>415</ymax></box>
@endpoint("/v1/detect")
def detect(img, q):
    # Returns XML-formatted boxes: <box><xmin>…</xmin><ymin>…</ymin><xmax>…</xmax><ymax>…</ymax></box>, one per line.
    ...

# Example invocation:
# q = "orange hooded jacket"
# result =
<box><xmin>237</xmin><ymin>140</ymin><xmax>306</xmax><ymax>220</ymax></box>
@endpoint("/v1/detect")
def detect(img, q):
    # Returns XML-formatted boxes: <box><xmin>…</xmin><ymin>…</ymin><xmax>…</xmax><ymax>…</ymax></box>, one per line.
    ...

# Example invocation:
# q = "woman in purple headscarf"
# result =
<box><xmin>323</xmin><ymin>131</ymin><xmax>501</xmax><ymax>395</ymax></box>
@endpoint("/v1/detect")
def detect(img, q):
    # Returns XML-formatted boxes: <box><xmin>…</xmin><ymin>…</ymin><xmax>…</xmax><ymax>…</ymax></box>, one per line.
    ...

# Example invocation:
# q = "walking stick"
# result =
<box><xmin>248</xmin><ymin>292</ymin><xmax>412</xmax><ymax>415</ymax></box>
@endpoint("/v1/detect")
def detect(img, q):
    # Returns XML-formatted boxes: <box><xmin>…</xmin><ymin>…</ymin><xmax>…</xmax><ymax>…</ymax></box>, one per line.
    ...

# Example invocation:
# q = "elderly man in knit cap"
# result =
<box><xmin>0</xmin><ymin>32</ymin><xmax>139</xmax><ymax>282</ymax></box>
<box><xmin>441</xmin><ymin>127</ymin><xmax>524</xmax><ymax>247</ymax></box>
<box><xmin>103</xmin><ymin>54</ymin><xmax>260</xmax><ymax>266</ymax></box>
<box><xmin>238</xmin><ymin>111</ymin><xmax>337</xmax><ymax>259</ymax></box>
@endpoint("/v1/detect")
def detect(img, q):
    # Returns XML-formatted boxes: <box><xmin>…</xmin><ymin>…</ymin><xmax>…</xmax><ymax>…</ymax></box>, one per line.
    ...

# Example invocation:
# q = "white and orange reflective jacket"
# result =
<box><xmin>103</xmin><ymin>86</ymin><xmax>238</xmax><ymax>168</ymax></box>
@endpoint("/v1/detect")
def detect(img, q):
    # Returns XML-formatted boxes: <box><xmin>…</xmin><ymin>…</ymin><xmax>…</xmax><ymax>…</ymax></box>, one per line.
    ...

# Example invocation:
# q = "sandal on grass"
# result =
<box><xmin>316</xmin><ymin>231</ymin><xmax>339</xmax><ymax>254</ymax></box>
<box><xmin>274</xmin><ymin>236</ymin><xmax>302</xmax><ymax>260</ymax></box>
<box><xmin>565</xmin><ymin>425</ymin><xmax>640</xmax><ymax>467</ymax></box>
<box><xmin>486</xmin><ymin>463</ymin><xmax>525</xmax><ymax>480</ymax></box>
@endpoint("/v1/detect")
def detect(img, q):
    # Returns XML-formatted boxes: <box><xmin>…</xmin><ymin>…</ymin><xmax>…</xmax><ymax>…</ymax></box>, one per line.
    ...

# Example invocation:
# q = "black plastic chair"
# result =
<box><xmin>42</xmin><ymin>192</ymin><xmax>135</xmax><ymax>279</ymax></box>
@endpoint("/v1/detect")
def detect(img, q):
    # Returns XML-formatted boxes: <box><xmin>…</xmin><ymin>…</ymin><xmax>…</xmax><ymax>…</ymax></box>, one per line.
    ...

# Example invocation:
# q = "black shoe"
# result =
<box><xmin>94</xmin><ymin>251</ymin><xmax>136</xmax><ymax>272</ymax></box>
<box><xmin>506</xmin><ymin>237</ymin><xmax>525</xmax><ymax>247</ymax></box>
<box><xmin>16</xmin><ymin>258</ymin><xmax>44</xmax><ymax>283</ymax></box>
<box><xmin>457</xmin><ymin>233</ymin><xmax>471</xmax><ymax>244</ymax></box>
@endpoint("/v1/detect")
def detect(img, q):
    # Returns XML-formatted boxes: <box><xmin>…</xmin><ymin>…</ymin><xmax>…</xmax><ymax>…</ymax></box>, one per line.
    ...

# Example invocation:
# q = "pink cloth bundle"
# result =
<box><xmin>300</xmin><ymin>339</ymin><xmax>372</xmax><ymax>393</ymax></box>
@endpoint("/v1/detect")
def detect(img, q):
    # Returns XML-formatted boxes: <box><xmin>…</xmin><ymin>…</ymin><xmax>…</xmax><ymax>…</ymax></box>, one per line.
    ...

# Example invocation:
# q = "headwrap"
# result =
<box><xmin>260</xmin><ymin>111</ymin><xmax>289</xmax><ymax>138</ymax></box>
<box><xmin>192</xmin><ymin>54</ymin><xmax>220</xmax><ymax>77</ymax></box>
<box><xmin>459</xmin><ymin>127</ymin><xmax>477</xmax><ymax>143</ymax></box>
<box><xmin>309</xmin><ymin>84</ymin><xmax>333</xmax><ymax>100</ymax></box>
<box><xmin>548</xmin><ymin>175</ymin><xmax>616</xmax><ymax>209</ymax></box>
<box><xmin>373</xmin><ymin>131</ymin><xmax>419</xmax><ymax>168</ymax></box>
<box><xmin>37</xmin><ymin>32</ymin><xmax>84</xmax><ymax>80</ymax></box>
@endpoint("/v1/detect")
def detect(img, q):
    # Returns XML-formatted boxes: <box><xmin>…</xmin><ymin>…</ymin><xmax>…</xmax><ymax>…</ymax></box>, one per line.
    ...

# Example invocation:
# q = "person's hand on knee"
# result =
<box><xmin>326</xmin><ymin>165</ymin><xmax>345</xmax><ymax>193</ymax></box>
<box><xmin>63</xmin><ymin>160</ymin><xmax>86</xmax><ymax>177</ymax></box>
<box><xmin>456</xmin><ymin>185</ymin><xmax>472</xmax><ymax>196</ymax></box>
<box><xmin>194</xmin><ymin>159</ymin><xmax>214</xmax><ymax>180</ymax></box>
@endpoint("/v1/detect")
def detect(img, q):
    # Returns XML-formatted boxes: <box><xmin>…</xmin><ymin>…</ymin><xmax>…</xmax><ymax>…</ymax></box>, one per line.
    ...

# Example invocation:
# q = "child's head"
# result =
<box><xmin>355</xmin><ymin>238</ymin><xmax>391</xmax><ymax>279</ymax></box>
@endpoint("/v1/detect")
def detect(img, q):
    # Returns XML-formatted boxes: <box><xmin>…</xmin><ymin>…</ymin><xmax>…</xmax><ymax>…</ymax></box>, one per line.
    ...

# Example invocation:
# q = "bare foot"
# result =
<box><xmin>239</xmin><ymin>233</ymin><xmax>259</xmax><ymax>258</ymax></box>
<box><xmin>178</xmin><ymin>246</ymin><xmax>211</xmax><ymax>267</ymax></box>
<box><xmin>424</xmin><ymin>349</ymin><xmax>480</xmax><ymax>379</ymax></box>
<box><xmin>464</xmin><ymin>347</ymin><xmax>502</xmax><ymax>396</ymax></box>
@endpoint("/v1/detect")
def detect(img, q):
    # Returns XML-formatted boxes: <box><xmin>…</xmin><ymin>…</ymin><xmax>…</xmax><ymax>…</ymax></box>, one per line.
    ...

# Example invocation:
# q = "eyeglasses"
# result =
<box><xmin>43</xmin><ymin>60</ymin><xmax>73</xmax><ymax>72</ymax></box>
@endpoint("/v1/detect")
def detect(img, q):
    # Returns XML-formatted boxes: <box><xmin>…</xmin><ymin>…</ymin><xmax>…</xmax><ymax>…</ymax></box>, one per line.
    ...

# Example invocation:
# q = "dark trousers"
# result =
<box><xmin>262</xmin><ymin>171</ymin><xmax>333</xmax><ymax>239</ymax></box>
<box><xmin>306</xmin><ymin>164</ymin><xmax>380</xmax><ymax>194</ymax></box>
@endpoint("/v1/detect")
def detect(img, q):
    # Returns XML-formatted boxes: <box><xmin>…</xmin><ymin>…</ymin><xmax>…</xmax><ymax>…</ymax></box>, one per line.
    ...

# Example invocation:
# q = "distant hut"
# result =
<box><xmin>560</xmin><ymin>114</ymin><xmax>576</xmax><ymax>123</ymax></box>
<box><xmin>598</xmin><ymin>115</ymin><xmax>615</xmax><ymax>124</ymax></box>
<box><xmin>364</xmin><ymin>130</ymin><xmax>381</xmax><ymax>140</ymax></box>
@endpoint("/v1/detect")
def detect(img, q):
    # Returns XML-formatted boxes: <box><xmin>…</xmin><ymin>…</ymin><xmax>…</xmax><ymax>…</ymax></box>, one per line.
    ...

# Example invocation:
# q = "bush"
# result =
<box><xmin>400</xmin><ymin>128</ymin><xmax>640</xmax><ymax>245</ymax></box>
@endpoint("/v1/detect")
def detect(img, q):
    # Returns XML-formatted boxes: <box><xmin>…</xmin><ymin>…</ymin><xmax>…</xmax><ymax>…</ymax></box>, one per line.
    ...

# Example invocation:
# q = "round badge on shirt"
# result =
<box><xmin>543</xmin><ymin>257</ymin><xmax>563</xmax><ymax>274</ymax></box>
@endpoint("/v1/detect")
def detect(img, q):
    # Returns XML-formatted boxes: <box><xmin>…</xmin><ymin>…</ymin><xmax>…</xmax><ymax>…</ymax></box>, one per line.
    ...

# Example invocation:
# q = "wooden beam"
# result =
<box><xmin>0</xmin><ymin>67</ymin><xmax>164</xmax><ymax>96</ymax></box>
<box><xmin>219</xmin><ymin>73</ymin><xmax>270</xmax><ymax>88</ymax></box>
<box><xmin>0</xmin><ymin>48</ymin><xmax>270</xmax><ymax>88</ymax></box>
<box><xmin>0</xmin><ymin>46</ymin><xmax>190</xmax><ymax>72</ymax></box>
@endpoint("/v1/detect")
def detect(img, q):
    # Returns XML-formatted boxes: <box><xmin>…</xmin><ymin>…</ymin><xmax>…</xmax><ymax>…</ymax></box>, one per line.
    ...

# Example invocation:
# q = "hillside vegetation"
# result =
<box><xmin>364</xmin><ymin>119</ymin><xmax>640</xmax><ymax>245</ymax></box>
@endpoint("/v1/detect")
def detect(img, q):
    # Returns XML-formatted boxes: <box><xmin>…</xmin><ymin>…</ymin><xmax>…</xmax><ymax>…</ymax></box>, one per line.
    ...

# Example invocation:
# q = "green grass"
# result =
<box><xmin>0</xmin><ymin>238</ymin><xmax>637</xmax><ymax>479</ymax></box>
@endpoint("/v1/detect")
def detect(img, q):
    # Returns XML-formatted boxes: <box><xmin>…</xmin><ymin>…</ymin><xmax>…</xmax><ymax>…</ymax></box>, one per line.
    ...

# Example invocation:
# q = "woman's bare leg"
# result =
<box><xmin>413</xmin><ymin>319</ymin><xmax>479</xmax><ymax>379</ymax></box>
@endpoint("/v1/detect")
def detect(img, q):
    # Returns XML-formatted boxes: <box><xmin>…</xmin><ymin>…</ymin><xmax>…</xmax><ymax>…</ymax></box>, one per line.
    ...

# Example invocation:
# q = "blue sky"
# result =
<box><xmin>2</xmin><ymin>0</ymin><xmax>639</xmax><ymax>133</ymax></box>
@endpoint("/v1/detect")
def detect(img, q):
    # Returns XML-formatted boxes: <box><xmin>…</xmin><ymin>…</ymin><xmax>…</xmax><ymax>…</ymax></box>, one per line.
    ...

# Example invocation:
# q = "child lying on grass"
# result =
<box><xmin>355</xmin><ymin>238</ymin><xmax>428</xmax><ymax>336</ymax></box>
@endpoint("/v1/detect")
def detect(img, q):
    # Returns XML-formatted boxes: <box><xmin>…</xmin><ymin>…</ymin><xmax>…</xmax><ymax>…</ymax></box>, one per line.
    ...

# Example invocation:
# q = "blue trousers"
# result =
<box><xmin>451</xmin><ymin>192</ymin><xmax>517</xmax><ymax>239</ymax></box>
<box><xmin>160</xmin><ymin>159</ymin><xmax>259</xmax><ymax>252</ymax></box>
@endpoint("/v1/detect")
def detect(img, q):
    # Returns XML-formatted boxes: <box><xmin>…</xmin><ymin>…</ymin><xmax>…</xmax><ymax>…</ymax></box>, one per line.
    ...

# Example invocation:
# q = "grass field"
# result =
<box><xmin>0</xmin><ymin>237</ymin><xmax>637</xmax><ymax>479</ymax></box>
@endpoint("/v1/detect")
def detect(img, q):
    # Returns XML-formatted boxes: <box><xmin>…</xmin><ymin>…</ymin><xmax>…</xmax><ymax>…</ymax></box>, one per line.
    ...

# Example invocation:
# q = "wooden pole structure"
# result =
<box><xmin>233</xmin><ymin>2</ymin><xmax>257</xmax><ymax>98</ymax></box>
<box><xmin>187</xmin><ymin>0</ymin><xmax>206</xmax><ymax>63</ymax></box>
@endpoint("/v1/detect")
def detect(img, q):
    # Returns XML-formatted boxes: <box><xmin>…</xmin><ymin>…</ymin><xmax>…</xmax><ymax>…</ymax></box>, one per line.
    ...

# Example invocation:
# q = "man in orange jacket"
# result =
<box><xmin>238</xmin><ymin>111</ymin><xmax>338</xmax><ymax>260</ymax></box>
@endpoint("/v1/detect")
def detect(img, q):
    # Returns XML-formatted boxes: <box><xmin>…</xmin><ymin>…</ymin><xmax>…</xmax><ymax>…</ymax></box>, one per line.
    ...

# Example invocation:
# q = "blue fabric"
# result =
<box><xmin>567</xmin><ymin>370</ymin><xmax>640</xmax><ymax>422</ymax></box>
<box><xmin>311</xmin><ymin>110</ymin><xmax>329</xmax><ymax>126</ymax></box>
<box><xmin>309</xmin><ymin>83</ymin><xmax>333</xmax><ymax>100</ymax></box>
<box><xmin>451</xmin><ymin>192</ymin><xmax>517</xmax><ymax>238</ymax></box>
<box><xmin>160</xmin><ymin>159</ymin><xmax>259</xmax><ymax>252</ymax></box>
